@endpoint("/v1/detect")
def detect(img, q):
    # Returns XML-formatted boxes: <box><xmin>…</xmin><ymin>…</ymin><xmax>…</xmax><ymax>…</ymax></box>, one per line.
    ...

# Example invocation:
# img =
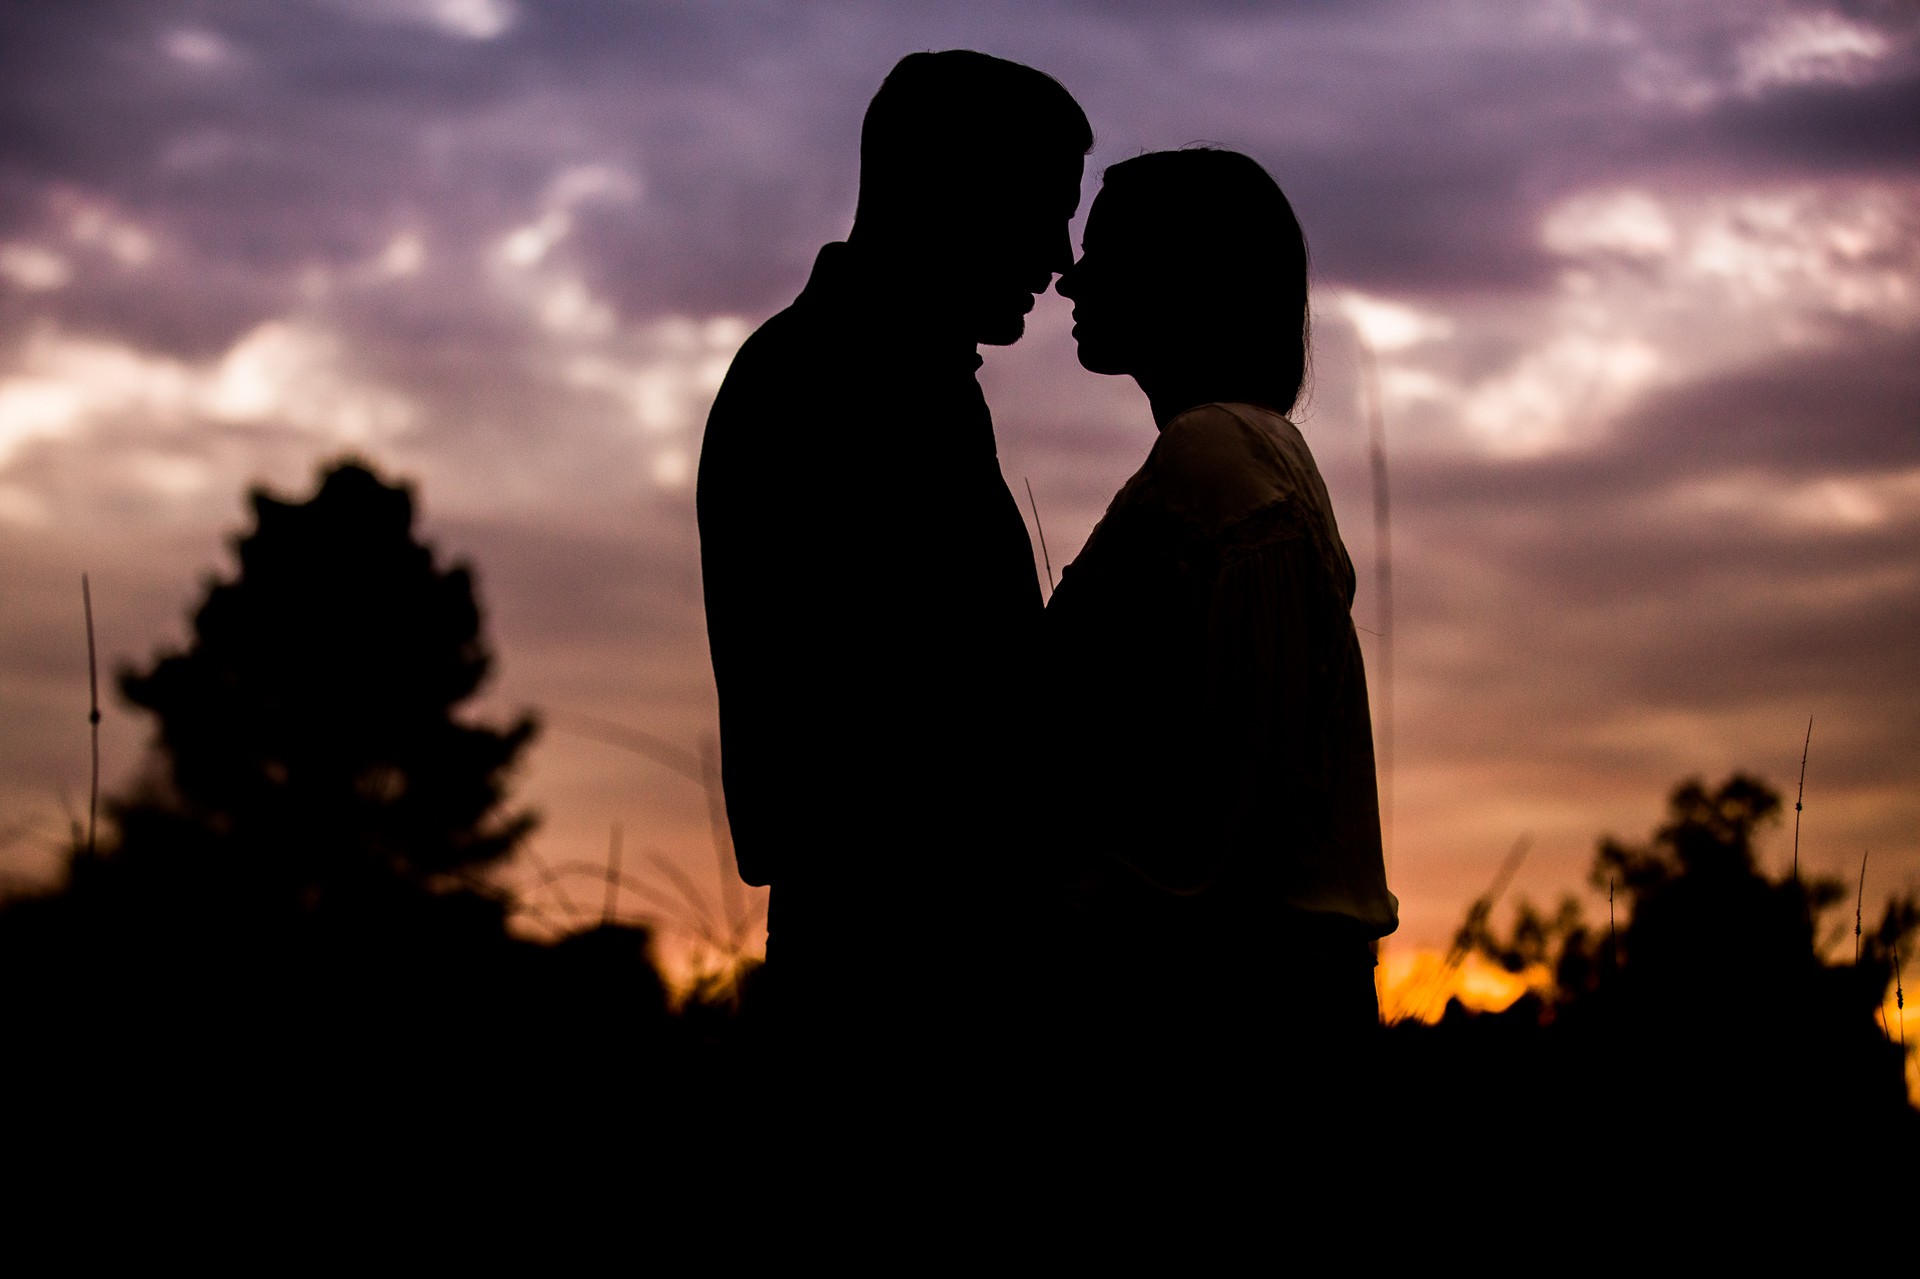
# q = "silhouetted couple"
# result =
<box><xmin>699</xmin><ymin>51</ymin><xmax>1396</xmax><ymax>1144</ymax></box>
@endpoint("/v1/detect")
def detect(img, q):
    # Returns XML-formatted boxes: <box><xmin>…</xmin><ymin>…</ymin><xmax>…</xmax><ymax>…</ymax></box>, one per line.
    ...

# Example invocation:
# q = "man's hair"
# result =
<box><xmin>852</xmin><ymin>50</ymin><xmax>1092</xmax><ymax>234</ymax></box>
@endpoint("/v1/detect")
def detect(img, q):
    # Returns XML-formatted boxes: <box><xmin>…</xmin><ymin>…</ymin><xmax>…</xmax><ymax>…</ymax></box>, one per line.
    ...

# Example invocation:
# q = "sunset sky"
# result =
<box><xmin>3</xmin><ymin>0</ymin><xmax>1916</xmax><ymax>981</ymax></box>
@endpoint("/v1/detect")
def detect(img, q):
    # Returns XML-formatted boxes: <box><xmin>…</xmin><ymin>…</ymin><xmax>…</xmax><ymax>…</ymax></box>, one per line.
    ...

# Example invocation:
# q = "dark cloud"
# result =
<box><xmin>1617</xmin><ymin>331</ymin><xmax>1920</xmax><ymax>477</ymax></box>
<box><xmin>11</xmin><ymin>0</ymin><xmax>1913</xmax><ymax>333</ymax></box>
<box><xmin>1710</xmin><ymin>72</ymin><xmax>1920</xmax><ymax>170</ymax></box>
<box><xmin>1392</xmin><ymin>332</ymin><xmax>1920</xmax><ymax>527</ymax></box>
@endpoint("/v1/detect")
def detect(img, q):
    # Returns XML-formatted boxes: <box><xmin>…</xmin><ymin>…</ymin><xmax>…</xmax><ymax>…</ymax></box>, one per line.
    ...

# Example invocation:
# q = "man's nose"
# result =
<box><xmin>1055</xmin><ymin>261</ymin><xmax>1078</xmax><ymax>300</ymax></box>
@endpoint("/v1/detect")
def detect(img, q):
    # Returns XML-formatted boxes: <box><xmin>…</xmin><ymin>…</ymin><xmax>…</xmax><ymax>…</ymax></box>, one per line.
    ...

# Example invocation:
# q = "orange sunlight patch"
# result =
<box><xmin>1379</xmin><ymin>946</ymin><xmax>1551</xmax><ymax>1024</ymax></box>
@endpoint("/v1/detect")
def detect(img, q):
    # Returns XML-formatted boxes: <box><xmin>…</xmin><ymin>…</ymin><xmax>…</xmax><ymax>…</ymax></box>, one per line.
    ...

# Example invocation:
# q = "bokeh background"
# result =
<box><xmin>3</xmin><ymin>0</ymin><xmax>1916</xmax><ymax>995</ymax></box>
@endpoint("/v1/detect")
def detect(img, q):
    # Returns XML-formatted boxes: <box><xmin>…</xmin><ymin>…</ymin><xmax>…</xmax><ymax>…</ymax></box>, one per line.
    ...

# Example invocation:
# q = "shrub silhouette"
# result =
<box><xmin>1592</xmin><ymin>776</ymin><xmax>1837</xmax><ymax>1017</ymax></box>
<box><xmin>1410</xmin><ymin>773</ymin><xmax>1917</xmax><ymax>1188</ymax></box>
<box><xmin>1458</xmin><ymin>775</ymin><xmax>1909</xmax><ymax>1033</ymax></box>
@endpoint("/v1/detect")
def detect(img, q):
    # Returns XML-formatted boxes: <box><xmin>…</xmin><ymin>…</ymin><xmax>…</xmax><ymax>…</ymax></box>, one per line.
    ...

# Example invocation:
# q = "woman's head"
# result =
<box><xmin>1056</xmin><ymin>148</ymin><xmax>1309</xmax><ymax>415</ymax></box>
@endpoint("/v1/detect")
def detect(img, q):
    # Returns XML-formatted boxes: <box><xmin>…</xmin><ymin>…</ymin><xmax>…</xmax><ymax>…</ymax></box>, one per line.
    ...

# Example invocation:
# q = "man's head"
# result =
<box><xmin>850</xmin><ymin>51</ymin><xmax>1091</xmax><ymax>345</ymax></box>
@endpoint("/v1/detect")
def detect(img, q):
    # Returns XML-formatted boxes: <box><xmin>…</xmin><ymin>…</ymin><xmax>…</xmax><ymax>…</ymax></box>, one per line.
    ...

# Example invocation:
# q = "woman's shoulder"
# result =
<box><xmin>1131</xmin><ymin>402</ymin><xmax>1319</xmax><ymax>535</ymax></box>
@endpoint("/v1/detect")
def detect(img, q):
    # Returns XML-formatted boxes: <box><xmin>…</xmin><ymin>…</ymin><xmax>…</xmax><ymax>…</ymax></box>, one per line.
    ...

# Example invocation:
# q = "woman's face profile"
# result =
<box><xmin>1056</xmin><ymin>186</ymin><xmax>1182</xmax><ymax>379</ymax></box>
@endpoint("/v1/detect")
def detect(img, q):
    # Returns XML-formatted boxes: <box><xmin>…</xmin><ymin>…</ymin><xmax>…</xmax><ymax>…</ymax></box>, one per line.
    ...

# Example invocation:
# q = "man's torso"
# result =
<box><xmin>698</xmin><ymin>244</ymin><xmax>1044</xmax><ymax>949</ymax></box>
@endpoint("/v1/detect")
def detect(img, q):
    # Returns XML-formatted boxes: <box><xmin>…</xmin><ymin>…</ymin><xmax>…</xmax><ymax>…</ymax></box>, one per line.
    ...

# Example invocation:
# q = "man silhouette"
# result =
<box><xmin>698</xmin><ymin>52</ymin><xmax>1089</xmax><ymax>1056</ymax></box>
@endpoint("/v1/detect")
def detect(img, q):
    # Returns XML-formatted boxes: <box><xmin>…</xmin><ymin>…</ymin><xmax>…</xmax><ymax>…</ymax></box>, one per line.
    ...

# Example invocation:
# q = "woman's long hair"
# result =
<box><xmin>1098</xmin><ymin>148</ymin><xmax>1311</xmax><ymax>415</ymax></box>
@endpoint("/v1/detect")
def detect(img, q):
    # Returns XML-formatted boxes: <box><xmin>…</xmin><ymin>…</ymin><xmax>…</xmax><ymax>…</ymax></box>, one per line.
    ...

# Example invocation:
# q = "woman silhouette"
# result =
<box><xmin>1047</xmin><ymin>149</ymin><xmax>1397</xmax><ymax>1092</ymax></box>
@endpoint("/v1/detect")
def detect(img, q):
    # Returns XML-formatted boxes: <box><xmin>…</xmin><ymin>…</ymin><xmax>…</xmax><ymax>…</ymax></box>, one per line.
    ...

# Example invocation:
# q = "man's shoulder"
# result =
<box><xmin>698</xmin><ymin>289</ymin><xmax>873</xmax><ymax>534</ymax></box>
<box><xmin>703</xmin><ymin>297</ymin><xmax>831</xmax><ymax>448</ymax></box>
<box><xmin>708</xmin><ymin>295</ymin><xmax>881</xmax><ymax>433</ymax></box>
<box><xmin>712</xmin><ymin>301</ymin><xmax>816</xmax><ymax>393</ymax></box>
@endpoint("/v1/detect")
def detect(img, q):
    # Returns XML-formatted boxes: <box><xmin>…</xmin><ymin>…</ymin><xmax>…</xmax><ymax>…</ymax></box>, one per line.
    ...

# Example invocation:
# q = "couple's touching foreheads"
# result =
<box><xmin>698</xmin><ymin>50</ymin><xmax>1397</xmax><ymax>1154</ymax></box>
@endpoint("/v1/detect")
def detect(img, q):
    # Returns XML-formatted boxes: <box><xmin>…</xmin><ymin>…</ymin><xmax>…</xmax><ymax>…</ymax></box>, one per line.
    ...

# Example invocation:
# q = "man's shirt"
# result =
<box><xmin>697</xmin><ymin>242</ymin><xmax>1044</xmax><ymax>949</ymax></box>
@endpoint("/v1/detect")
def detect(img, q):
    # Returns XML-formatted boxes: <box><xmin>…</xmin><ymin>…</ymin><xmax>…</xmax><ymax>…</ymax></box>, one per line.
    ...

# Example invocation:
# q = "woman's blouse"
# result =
<box><xmin>1046</xmin><ymin>402</ymin><xmax>1399</xmax><ymax>943</ymax></box>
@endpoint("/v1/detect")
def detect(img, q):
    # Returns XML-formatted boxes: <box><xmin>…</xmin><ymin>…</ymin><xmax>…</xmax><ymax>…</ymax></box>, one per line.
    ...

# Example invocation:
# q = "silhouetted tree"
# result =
<box><xmin>101</xmin><ymin>459</ymin><xmax>536</xmax><ymax>922</ymax></box>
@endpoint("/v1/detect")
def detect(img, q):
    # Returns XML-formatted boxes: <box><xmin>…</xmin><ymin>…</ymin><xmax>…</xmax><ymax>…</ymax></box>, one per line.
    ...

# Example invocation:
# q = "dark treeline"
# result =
<box><xmin>1385</xmin><ymin>773</ymin><xmax>1915</xmax><ymax>1215</ymax></box>
<box><xmin>4</xmin><ymin>461</ymin><xmax>1913</xmax><ymax>1217</ymax></box>
<box><xmin>4</xmin><ymin>462</ymin><xmax>741</xmax><ymax>1189</ymax></box>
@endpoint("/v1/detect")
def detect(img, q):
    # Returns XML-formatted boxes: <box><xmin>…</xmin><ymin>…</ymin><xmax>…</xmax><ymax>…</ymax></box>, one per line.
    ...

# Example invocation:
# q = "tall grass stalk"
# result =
<box><xmin>532</xmin><ymin>858</ymin><xmax>702</xmax><ymax>934</ymax></box>
<box><xmin>450</xmin><ymin>865</ymin><xmax>569</xmax><ymax>936</ymax></box>
<box><xmin>603</xmin><ymin>823</ymin><xmax>623</xmax><ymax>926</ymax></box>
<box><xmin>647</xmin><ymin>850</ymin><xmax>722</xmax><ymax>942</ymax></box>
<box><xmin>1895</xmin><ymin>944</ymin><xmax>1906</xmax><ymax>1051</ymax></box>
<box><xmin>1792</xmin><ymin>716</ymin><xmax>1810</xmax><ymax>884</ymax></box>
<box><xmin>523</xmin><ymin>845</ymin><xmax>581</xmax><ymax>924</ymax></box>
<box><xmin>1401</xmin><ymin>834</ymin><xmax>1530</xmax><ymax>1024</ymax></box>
<box><xmin>544</xmin><ymin>712</ymin><xmax>765</xmax><ymax>962</ymax></box>
<box><xmin>82</xmin><ymin>573</ymin><xmax>100</xmax><ymax>859</ymax></box>
<box><xmin>1854</xmin><ymin>848</ymin><xmax>1868</xmax><ymax>966</ymax></box>
<box><xmin>1023</xmin><ymin>477</ymin><xmax>1054</xmax><ymax>595</ymax></box>
<box><xmin>553</xmin><ymin>711</ymin><xmax>703</xmax><ymax>783</ymax></box>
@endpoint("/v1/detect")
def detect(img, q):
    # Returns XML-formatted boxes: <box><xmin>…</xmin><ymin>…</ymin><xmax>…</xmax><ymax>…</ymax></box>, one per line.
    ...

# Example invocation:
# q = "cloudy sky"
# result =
<box><xmin>2</xmin><ymin>0</ymin><xmax>1916</xmax><ymax>985</ymax></box>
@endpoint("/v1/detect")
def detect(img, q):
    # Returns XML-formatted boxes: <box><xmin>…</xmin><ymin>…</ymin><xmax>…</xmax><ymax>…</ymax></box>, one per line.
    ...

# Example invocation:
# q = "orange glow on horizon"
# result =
<box><xmin>1378</xmin><ymin>946</ymin><xmax>1549</xmax><ymax>1025</ymax></box>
